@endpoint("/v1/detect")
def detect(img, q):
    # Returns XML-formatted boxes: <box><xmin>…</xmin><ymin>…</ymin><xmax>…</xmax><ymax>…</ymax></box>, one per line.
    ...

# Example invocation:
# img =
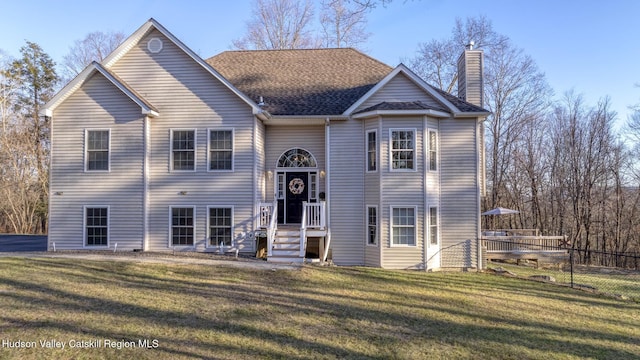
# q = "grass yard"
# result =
<box><xmin>0</xmin><ymin>257</ymin><xmax>638</xmax><ymax>359</ymax></box>
<box><xmin>487</xmin><ymin>261</ymin><xmax>640</xmax><ymax>302</ymax></box>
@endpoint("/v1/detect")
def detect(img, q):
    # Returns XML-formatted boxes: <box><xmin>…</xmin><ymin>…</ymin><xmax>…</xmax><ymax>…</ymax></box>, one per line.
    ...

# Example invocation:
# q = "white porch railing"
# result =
<box><xmin>264</xmin><ymin>201</ymin><xmax>277</xmax><ymax>257</ymax></box>
<box><xmin>259</xmin><ymin>202</ymin><xmax>274</xmax><ymax>228</ymax></box>
<box><xmin>303</xmin><ymin>201</ymin><xmax>326</xmax><ymax>230</ymax></box>
<box><xmin>300</xmin><ymin>201</ymin><xmax>326</xmax><ymax>257</ymax></box>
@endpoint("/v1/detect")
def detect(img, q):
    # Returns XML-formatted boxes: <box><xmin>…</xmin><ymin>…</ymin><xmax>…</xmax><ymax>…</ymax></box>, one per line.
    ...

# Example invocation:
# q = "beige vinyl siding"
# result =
<box><xmin>49</xmin><ymin>73</ymin><xmax>145</xmax><ymax>250</ymax></box>
<box><xmin>457</xmin><ymin>50</ymin><xmax>484</xmax><ymax>108</ymax></box>
<box><xmin>379</xmin><ymin>116</ymin><xmax>425</xmax><ymax>269</ymax></box>
<box><xmin>364</xmin><ymin>118</ymin><xmax>380</xmax><ymax>267</ymax></box>
<box><xmin>264</xmin><ymin>125</ymin><xmax>325</xmax><ymax>201</ymax></box>
<box><xmin>110</xmin><ymin>29</ymin><xmax>256</xmax><ymax>252</ymax></box>
<box><xmin>329</xmin><ymin>119</ymin><xmax>365</xmax><ymax>265</ymax></box>
<box><xmin>356</xmin><ymin>73</ymin><xmax>443</xmax><ymax>112</ymax></box>
<box><xmin>439</xmin><ymin>117</ymin><xmax>479</xmax><ymax>268</ymax></box>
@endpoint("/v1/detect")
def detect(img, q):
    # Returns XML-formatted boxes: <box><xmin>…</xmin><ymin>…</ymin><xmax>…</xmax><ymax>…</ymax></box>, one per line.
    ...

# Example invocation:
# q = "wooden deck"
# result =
<box><xmin>481</xmin><ymin>230</ymin><xmax>569</xmax><ymax>268</ymax></box>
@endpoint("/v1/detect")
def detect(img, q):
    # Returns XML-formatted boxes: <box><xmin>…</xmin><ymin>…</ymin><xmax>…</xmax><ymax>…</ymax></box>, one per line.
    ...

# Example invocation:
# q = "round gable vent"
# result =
<box><xmin>147</xmin><ymin>38</ymin><xmax>163</xmax><ymax>53</ymax></box>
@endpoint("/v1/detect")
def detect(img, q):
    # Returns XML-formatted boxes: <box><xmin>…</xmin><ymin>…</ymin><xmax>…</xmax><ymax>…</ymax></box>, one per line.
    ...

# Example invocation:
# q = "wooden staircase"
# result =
<box><xmin>268</xmin><ymin>228</ymin><xmax>304</xmax><ymax>263</ymax></box>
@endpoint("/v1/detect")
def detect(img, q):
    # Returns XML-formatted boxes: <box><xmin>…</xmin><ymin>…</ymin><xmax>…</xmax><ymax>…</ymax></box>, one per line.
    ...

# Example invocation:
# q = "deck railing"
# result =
<box><xmin>481</xmin><ymin>234</ymin><xmax>568</xmax><ymax>252</ymax></box>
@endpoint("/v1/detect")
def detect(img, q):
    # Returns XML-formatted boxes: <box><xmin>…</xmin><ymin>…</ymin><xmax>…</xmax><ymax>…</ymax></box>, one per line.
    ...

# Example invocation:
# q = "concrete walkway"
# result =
<box><xmin>0</xmin><ymin>251</ymin><xmax>302</xmax><ymax>271</ymax></box>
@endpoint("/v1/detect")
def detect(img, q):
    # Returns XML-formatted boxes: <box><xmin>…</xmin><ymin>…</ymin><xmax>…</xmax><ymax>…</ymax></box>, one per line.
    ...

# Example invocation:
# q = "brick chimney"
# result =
<box><xmin>457</xmin><ymin>41</ymin><xmax>484</xmax><ymax>107</ymax></box>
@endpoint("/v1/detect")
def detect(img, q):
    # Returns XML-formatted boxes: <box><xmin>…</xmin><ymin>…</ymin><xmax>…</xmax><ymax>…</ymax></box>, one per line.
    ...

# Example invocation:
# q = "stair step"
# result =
<box><xmin>271</xmin><ymin>249</ymin><xmax>301</xmax><ymax>257</ymax></box>
<box><xmin>276</xmin><ymin>230</ymin><xmax>300</xmax><ymax>237</ymax></box>
<box><xmin>268</xmin><ymin>256</ymin><xmax>305</xmax><ymax>263</ymax></box>
<box><xmin>272</xmin><ymin>242</ymin><xmax>300</xmax><ymax>250</ymax></box>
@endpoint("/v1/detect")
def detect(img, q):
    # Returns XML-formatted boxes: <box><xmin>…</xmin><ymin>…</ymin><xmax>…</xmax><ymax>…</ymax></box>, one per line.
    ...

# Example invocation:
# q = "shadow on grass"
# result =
<box><xmin>0</xmin><ymin>258</ymin><xmax>638</xmax><ymax>359</ymax></box>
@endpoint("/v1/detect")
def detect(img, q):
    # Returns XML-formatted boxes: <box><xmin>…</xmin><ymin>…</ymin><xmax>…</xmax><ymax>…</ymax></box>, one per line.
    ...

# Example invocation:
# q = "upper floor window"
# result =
<box><xmin>367</xmin><ymin>130</ymin><xmax>377</xmax><ymax>172</ymax></box>
<box><xmin>172</xmin><ymin>130</ymin><xmax>195</xmax><ymax>171</ymax></box>
<box><xmin>86</xmin><ymin>130</ymin><xmax>110</xmax><ymax>171</ymax></box>
<box><xmin>390</xmin><ymin>129</ymin><xmax>415</xmax><ymax>171</ymax></box>
<box><xmin>209</xmin><ymin>130</ymin><xmax>233</xmax><ymax>171</ymax></box>
<box><xmin>428</xmin><ymin>130</ymin><xmax>438</xmax><ymax>171</ymax></box>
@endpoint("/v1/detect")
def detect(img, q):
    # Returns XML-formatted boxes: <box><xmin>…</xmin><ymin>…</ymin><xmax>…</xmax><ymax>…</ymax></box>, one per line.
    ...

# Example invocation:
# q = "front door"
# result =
<box><xmin>285</xmin><ymin>172</ymin><xmax>308</xmax><ymax>224</ymax></box>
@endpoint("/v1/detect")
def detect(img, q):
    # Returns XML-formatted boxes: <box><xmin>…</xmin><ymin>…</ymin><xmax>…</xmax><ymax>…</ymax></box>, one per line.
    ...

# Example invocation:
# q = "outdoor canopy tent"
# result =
<box><xmin>481</xmin><ymin>207</ymin><xmax>519</xmax><ymax>216</ymax></box>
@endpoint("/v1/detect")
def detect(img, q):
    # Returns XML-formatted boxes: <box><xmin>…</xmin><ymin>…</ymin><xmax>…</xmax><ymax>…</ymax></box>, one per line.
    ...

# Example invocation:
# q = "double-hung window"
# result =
<box><xmin>391</xmin><ymin>207</ymin><xmax>416</xmax><ymax>246</ymax></box>
<box><xmin>366</xmin><ymin>130</ymin><xmax>377</xmax><ymax>172</ymax></box>
<box><xmin>171</xmin><ymin>207</ymin><xmax>194</xmax><ymax>246</ymax></box>
<box><xmin>172</xmin><ymin>130</ymin><xmax>195</xmax><ymax>171</ymax></box>
<box><xmin>429</xmin><ymin>207</ymin><xmax>438</xmax><ymax>245</ymax></box>
<box><xmin>85</xmin><ymin>206</ymin><xmax>108</xmax><ymax>246</ymax></box>
<box><xmin>428</xmin><ymin>130</ymin><xmax>438</xmax><ymax>171</ymax></box>
<box><xmin>367</xmin><ymin>206</ymin><xmax>378</xmax><ymax>246</ymax></box>
<box><xmin>208</xmin><ymin>207</ymin><xmax>233</xmax><ymax>247</ymax></box>
<box><xmin>86</xmin><ymin>130</ymin><xmax>110</xmax><ymax>171</ymax></box>
<box><xmin>209</xmin><ymin>130</ymin><xmax>233</xmax><ymax>171</ymax></box>
<box><xmin>390</xmin><ymin>129</ymin><xmax>415</xmax><ymax>170</ymax></box>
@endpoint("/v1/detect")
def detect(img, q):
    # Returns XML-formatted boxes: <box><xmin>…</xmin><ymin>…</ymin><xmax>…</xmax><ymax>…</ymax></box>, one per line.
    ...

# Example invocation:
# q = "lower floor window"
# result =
<box><xmin>392</xmin><ymin>207</ymin><xmax>416</xmax><ymax>246</ymax></box>
<box><xmin>209</xmin><ymin>207</ymin><xmax>232</xmax><ymax>247</ymax></box>
<box><xmin>367</xmin><ymin>206</ymin><xmax>378</xmax><ymax>245</ymax></box>
<box><xmin>429</xmin><ymin>207</ymin><xmax>438</xmax><ymax>245</ymax></box>
<box><xmin>171</xmin><ymin>207</ymin><xmax>194</xmax><ymax>246</ymax></box>
<box><xmin>86</xmin><ymin>207</ymin><xmax>108</xmax><ymax>246</ymax></box>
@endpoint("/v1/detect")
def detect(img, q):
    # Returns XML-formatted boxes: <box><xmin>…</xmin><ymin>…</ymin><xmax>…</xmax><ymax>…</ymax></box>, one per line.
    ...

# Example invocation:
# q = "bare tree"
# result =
<box><xmin>484</xmin><ymin>40</ymin><xmax>552</xmax><ymax>214</ymax></box>
<box><xmin>409</xmin><ymin>16</ymin><xmax>508</xmax><ymax>93</ymax></box>
<box><xmin>61</xmin><ymin>31</ymin><xmax>125</xmax><ymax>83</ymax></box>
<box><xmin>233</xmin><ymin>0</ymin><xmax>316</xmax><ymax>50</ymax></box>
<box><xmin>320</xmin><ymin>0</ymin><xmax>371</xmax><ymax>49</ymax></box>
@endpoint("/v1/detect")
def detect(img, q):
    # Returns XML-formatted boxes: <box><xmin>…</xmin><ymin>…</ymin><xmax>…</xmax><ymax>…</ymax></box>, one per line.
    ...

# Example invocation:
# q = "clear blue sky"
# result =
<box><xmin>1</xmin><ymin>0</ymin><xmax>638</xmax><ymax>124</ymax></box>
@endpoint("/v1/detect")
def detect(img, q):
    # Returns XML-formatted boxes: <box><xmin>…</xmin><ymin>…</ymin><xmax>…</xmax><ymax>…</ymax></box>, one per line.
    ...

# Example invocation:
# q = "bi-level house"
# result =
<box><xmin>42</xmin><ymin>19</ymin><xmax>489</xmax><ymax>270</ymax></box>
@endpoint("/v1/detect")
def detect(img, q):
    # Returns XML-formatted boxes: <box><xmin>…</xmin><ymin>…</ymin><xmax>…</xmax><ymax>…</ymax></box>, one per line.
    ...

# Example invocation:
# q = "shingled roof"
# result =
<box><xmin>356</xmin><ymin>101</ymin><xmax>449</xmax><ymax>114</ymax></box>
<box><xmin>206</xmin><ymin>48</ymin><xmax>393</xmax><ymax>116</ymax></box>
<box><xmin>431</xmin><ymin>87</ymin><xmax>488</xmax><ymax>113</ymax></box>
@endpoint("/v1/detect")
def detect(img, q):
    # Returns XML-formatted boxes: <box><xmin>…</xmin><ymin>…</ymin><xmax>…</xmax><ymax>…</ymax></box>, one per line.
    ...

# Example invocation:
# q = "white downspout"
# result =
<box><xmin>476</xmin><ymin>118</ymin><xmax>483</xmax><ymax>270</ymax></box>
<box><xmin>378</xmin><ymin>115</ymin><xmax>383</xmax><ymax>268</ymax></box>
<box><xmin>322</xmin><ymin>117</ymin><xmax>331</xmax><ymax>263</ymax></box>
<box><xmin>423</xmin><ymin>115</ymin><xmax>428</xmax><ymax>271</ymax></box>
<box><xmin>143</xmin><ymin>116</ymin><xmax>150</xmax><ymax>251</ymax></box>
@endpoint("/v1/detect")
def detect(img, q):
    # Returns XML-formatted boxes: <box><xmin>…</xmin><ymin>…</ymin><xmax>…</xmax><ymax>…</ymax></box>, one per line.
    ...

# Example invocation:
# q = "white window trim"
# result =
<box><xmin>427</xmin><ymin>129</ymin><xmax>438</xmax><ymax>172</ymax></box>
<box><xmin>366</xmin><ymin>205</ymin><xmax>378</xmax><ymax>247</ymax></box>
<box><xmin>207</xmin><ymin>128</ymin><xmax>235</xmax><ymax>172</ymax></box>
<box><xmin>168</xmin><ymin>206</ymin><xmax>196</xmax><ymax>248</ymax></box>
<box><xmin>429</xmin><ymin>206</ymin><xmax>439</xmax><ymax>246</ymax></box>
<box><xmin>389</xmin><ymin>128</ymin><xmax>417</xmax><ymax>172</ymax></box>
<box><xmin>84</xmin><ymin>129</ymin><xmax>111</xmax><ymax>173</ymax></box>
<box><xmin>206</xmin><ymin>205</ymin><xmax>235</xmax><ymax>249</ymax></box>
<box><xmin>170</xmin><ymin>129</ymin><xmax>197</xmax><ymax>172</ymax></box>
<box><xmin>83</xmin><ymin>205</ymin><xmax>110</xmax><ymax>248</ymax></box>
<box><xmin>390</xmin><ymin>205</ymin><xmax>418</xmax><ymax>247</ymax></box>
<box><xmin>366</xmin><ymin>129</ymin><xmax>378</xmax><ymax>173</ymax></box>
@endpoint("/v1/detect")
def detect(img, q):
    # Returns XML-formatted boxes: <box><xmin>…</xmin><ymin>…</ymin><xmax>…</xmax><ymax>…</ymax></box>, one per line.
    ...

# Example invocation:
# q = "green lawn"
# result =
<box><xmin>0</xmin><ymin>257</ymin><xmax>638</xmax><ymax>359</ymax></box>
